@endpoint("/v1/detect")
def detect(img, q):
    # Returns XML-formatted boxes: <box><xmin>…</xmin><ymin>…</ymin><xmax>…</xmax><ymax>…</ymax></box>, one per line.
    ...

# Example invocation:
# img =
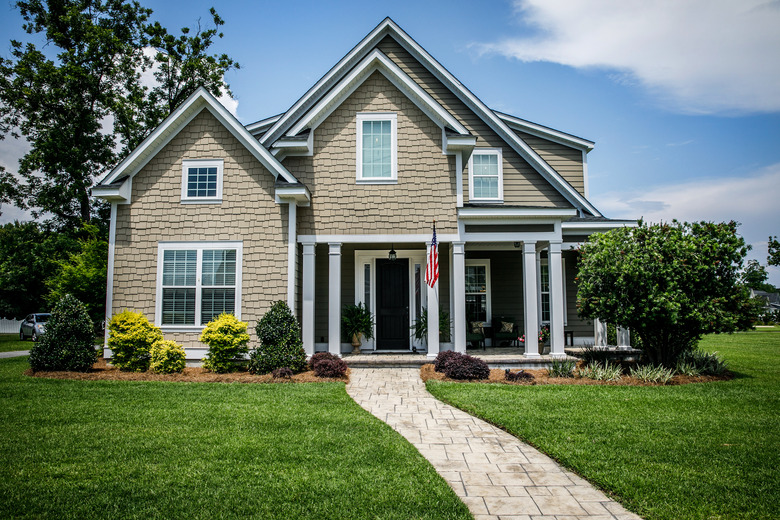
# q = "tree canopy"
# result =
<box><xmin>576</xmin><ymin>220</ymin><xmax>758</xmax><ymax>366</ymax></box>
<box><xmin>769</xmin><ymin>236</ymin><xmax>780</xmax><ymax>267</ymax></box>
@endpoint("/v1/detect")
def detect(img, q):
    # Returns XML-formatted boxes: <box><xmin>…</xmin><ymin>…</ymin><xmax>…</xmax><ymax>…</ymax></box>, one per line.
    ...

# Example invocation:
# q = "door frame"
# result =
<box><xmin>354</xmin><ymin>249</ymin><xmax>428</xmax><ymax>351</ymax></box>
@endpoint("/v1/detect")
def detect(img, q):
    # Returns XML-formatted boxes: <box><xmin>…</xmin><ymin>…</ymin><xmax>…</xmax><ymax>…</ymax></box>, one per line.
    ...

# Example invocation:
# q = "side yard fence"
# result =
<box><xmin>0</xmin><ymin>318</ymin><xmax>22</xmax><ymax>334</ymax></box>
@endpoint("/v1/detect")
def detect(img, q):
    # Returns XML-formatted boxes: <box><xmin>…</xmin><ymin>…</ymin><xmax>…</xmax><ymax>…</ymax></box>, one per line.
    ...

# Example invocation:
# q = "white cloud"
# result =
<box><xmin>593</xmin><ymin>162</ymin><xmax>780</xmax><ymax>284</ymax></box>
<box><xmin>477</xmin><ymin>0</ymin><xmax>780</xmax><ymax>114</ymax></box>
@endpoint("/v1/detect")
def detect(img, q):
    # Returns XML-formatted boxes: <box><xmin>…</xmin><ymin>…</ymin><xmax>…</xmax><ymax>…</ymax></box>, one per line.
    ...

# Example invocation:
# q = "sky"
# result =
<box><xmin>1</xmin><ymin>0</ymin><xmax>779</xmax><ymax>284</ymax></box>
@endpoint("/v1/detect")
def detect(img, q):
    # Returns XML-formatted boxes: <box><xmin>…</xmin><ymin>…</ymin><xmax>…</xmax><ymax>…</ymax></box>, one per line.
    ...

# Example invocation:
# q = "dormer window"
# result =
<box><xmin>469</xmin><ymin>149</ymin><xmax>503</xmax><ymax>202</ymax></box>
<box><xmin>181</xmin><ymin>159</ymin><xmax>223</xmax><ymax>203</ymax></box>
<box><xmin>356</xmin><ymin>113</ymin><xmax>397</xmax><ymax>183</ymax></box>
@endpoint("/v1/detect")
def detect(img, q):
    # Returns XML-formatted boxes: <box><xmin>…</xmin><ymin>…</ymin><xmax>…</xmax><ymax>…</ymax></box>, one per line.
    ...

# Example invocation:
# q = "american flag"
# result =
<box><xmin>426</xmin><ymin>222</ymin><xmax>438</xmax><ymax>288</ymax></box>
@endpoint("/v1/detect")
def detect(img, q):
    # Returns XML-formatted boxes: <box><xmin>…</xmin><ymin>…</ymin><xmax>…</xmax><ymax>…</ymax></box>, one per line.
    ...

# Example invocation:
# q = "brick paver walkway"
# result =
<box><xmin>346</xmin><ymin>368</ymin><xmax>642</xmax><ymax>520</ymax></box>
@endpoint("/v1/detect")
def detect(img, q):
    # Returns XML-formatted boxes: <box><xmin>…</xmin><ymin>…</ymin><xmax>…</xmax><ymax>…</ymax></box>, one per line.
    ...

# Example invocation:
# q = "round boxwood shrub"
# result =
<box><xmin>313</xmin><ymin>357</ymin><xmax>348</xmax><ymax>378</ymax></box>
<box><xmin>29</xmin><ymin>294</ymin><xmax>96</xmax><ymax>372</ymax></box>
<box><xmin>443</xmin><ymin>353</ymin><xmax>490</xmax><ymax>380</ymax></box>
<box><xmin>107</xmin><ymin>310</ymin><xmax>163</xmax><ymax>372</ymax></box>
<box><xmin>149</xmin><ymin>339</ymin><xmax>186</xmax><ymax>374</ymax></box>
<box><xmin>434</xmin><ymin>350</ymin><xmax>463</xmax><ymax>372</ymax></box>
<box><xmin>200</xmin><ymin>313</ymin><xmax>250</xmax><ymax>373</ymax></box>
<box><xmin>248</xmin><ymin>301</ymin><xmax>307</xmax><ymax>374</ymax></box>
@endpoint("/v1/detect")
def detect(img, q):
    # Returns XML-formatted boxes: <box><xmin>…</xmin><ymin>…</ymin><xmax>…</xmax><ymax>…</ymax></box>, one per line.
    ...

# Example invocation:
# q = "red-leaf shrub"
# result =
<box><xmin>443</xmin><ymin>354</ymin><xmax>490</xmax><ymax>380</ymax></box>
<box><xmin>313</xmin><ymin>358</ymin><xmax>348</xmax><ymax>378</ymax></box>
<box><xmin>434</xmin><ymin>350</ymin><xmax>463</xmax><ymax>372</ymax></box>
<box><xmin>505</xmin><ymin>368</ymin><xmax>534</xmax><ymax>382</ymax></box>
<box><xmin>309</xmin><ymin>351</ymin><xmax>340</xmax><ymax>370</ymax></box>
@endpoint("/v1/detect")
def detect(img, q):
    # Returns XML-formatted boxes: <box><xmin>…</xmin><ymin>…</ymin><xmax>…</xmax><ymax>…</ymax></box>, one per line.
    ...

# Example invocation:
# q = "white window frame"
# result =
<box><xmin>356</xmin><ymin>113</ymin><xmax>398</xmax><ymax>183</ymax></box>
<box><xmin>181</xmin><ymin>159</ymin><xmax>224</xmax><ymax>203</ymax></box>
<box><xmin>538</xmin><ymin>258</ymin><xmax>567</xmax><ymax>326</ymax></box>
<box><xmin>465</xmin><ymin>259</ymin><xmax>492</xmax><ymax>326</ymax></box>
<box><xmin>155</xmin><ymin>241</ymin><xmax>243</xmax><ymax>331</ymax></box>
<box><xmin>468</xmin><ymin>148</ymin><xmax>503</xmax><ymax>203</ymax></box>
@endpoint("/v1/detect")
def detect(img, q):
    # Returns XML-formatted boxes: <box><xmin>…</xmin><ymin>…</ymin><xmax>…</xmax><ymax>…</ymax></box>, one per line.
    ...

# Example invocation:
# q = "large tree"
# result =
<box><xmin>769</xmin><ymin>236</ymin><xmax>780</xmax><ymax>267</ymax></box>
<box><xmin>0</xmin><ymin>0</ymin><xmax>239</xmax><ymax>230</ymax></box>
<box><xmin>576</xmin><ymin>220</ymin><xmax>758</xmax><ymax>366</ymax></box>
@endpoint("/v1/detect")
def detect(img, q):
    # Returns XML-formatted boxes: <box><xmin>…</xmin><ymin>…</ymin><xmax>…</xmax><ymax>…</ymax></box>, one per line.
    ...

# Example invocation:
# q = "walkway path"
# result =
<box><xmin>0</xmin><ymin>350</ymin><xmax>29</xmax><ymax>358</ymax></box>
<box><xmin>346</xmin><ymin>368</ymin><xmax>642</xmax><ymax>520</ymax></box>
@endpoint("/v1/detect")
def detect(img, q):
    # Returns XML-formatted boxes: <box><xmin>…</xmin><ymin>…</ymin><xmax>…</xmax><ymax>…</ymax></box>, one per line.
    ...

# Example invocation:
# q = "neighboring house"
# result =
<box><xmin>93</xmin><ymin>18</ymin><xmax>635</xmax><ymax>360</ymax></box>
<box><xmin>751</xmin><ymin>289</ymin><xmax>780</xmax><ymax>312</ymax></box>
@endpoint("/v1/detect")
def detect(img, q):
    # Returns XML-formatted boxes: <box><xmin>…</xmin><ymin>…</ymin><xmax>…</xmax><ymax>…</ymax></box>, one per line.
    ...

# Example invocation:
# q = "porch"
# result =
<box><xmin>341</xmin><ymin>346</ymin><xmax>578</xmax><ymax>369</ymax></box>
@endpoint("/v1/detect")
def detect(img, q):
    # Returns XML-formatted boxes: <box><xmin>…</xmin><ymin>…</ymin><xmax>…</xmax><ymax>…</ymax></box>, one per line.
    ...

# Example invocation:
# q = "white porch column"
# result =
<box><xmin>548</xmin><ymin>241</ymin><xmax>566</xmax><ymax>358</ymax></box>
<box><xmin>328</xmin><ymin>243</ymin><xmax>342</xmax><ymax>357</ymax></box>
<box><xmin>452</xmin><ymin>241</ymin><xmax>466</xmax><ymax>353</ymax></box>
<box><xmin>286</xmin><ymin>202</ymin><xmax>297</xmax><ymax>314</ymax></box>
<box><xmin>302</xmin><ymin>242</ymin><xmax>316</xmax><ymax>356</ymax></box>
<box><xmin>522</xmin><ymin>242</ymin><xmax>540</xmax><ymax>358</ymax></box>
<box><xmin>426</xmin><ymin>240</ymin><xmax>440</xmax><ymax>358</ymax></box>
<box><xmin>617</xmin><ymin>326</ymin><xmax>631</xmax><ymax>350</ymax></box>
<box><xmin>594</xmin><ymin>318</ymin><xmax>607</xmax><ymax>347</ymax></box>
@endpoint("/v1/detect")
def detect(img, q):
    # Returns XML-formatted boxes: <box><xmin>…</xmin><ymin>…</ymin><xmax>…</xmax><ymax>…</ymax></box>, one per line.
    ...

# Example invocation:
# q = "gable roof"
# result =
<box><xmin>94</xmin><ymin>87</ymin><xmax>298</xmax><ymax>202</ymax></box>
<box><xmin>259</xmin><ymin>17</ymin><xmax>602</xmax><ymax>217</ymax></box>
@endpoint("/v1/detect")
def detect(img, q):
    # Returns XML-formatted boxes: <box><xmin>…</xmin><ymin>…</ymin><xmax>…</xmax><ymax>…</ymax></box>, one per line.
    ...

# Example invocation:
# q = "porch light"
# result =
<box><xmin>388</xmin><ymin>244</ymin><xmax>397</xmax><ymax>261</ymax></box>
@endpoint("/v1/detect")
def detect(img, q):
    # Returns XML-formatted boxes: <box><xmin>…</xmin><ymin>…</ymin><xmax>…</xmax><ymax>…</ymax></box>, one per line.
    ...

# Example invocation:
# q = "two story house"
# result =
<box><xmin>93</xmin><ymin>18</ymin><xmax>634</xmax><ymax>360</ymax></box>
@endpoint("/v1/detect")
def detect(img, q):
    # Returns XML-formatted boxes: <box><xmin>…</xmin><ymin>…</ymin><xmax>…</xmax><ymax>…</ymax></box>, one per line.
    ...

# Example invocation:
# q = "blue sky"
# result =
<box><xmin>2</xmin><ymin>0</ymin><xmax>779</xmax><ymax>283</ymax></box>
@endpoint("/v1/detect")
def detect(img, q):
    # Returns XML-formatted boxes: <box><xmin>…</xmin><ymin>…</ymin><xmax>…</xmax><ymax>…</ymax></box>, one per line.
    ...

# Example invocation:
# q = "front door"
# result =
<box><xmin>376</xmin><ymin>258</ymin><xmax>409</xmax><ymax>350</ymax></box>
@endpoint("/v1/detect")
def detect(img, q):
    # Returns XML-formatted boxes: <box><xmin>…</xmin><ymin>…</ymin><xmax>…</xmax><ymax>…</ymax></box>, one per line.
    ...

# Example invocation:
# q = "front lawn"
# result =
<box><xmin>427</xmin><ymin>331</ymin><xmax>780</xmax><ymax>520</ymax></box>
<box><xmin>0</xmin><ymin>333</ymin><xmax>28</xmax><ymax>353</ymax></box>
<box><xmin>0</xmin><ymin>357</ymin><xmax>470</xmax><ymax>519</ymax></box>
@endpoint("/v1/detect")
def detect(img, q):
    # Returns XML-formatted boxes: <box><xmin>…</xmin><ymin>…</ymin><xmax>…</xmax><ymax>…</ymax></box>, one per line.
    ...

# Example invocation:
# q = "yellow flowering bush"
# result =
<box><xmin>107</xmin><ymin>310</ymin><xmax>163</xmax><ymax>371</ymax></box>
<box><xmin>149</xmin><ymin>339</ymin><xmax>186</xmax><ymax>374</ymax></box>
<box><xmin>199</xmin><ymin>313</ymin><xmax>250</xmax><ymax>373</ymax></box>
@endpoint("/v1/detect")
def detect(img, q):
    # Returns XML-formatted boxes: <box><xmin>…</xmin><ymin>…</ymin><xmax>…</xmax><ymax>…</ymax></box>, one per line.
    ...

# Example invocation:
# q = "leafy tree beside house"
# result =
<box><xmin>577</xmin><ymin>220</ymin><xmax>758</xmax><ymax>367</ymax></box>
<box><xmin>769</xmin><ymin>235</ymin><xmax>780</xmax><ymax>267</ymax></box>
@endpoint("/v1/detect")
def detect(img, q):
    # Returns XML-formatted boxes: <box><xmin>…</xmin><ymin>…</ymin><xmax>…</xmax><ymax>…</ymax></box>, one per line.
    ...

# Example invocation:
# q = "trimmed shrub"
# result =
<box><xmin>630</xmin><ymin>363</ymin><xmax>675</xmax><ymax>384</ymax></box>
<box><xmin>677</xmin><ymin>349</ymin><xmax>728</xmax><ymax>375</ymax></box>
<box><xmin>200</xmin><ymin>313</ymin><xmax>250</xmax><ymax>373</ymax></box>
<box><xmin>504</xmin><ymin>369</ymin><xmax>534</xmax><ymax>382</ymax></box>
<box><xmin>443</xmin><ymin>354</ymin><xmax>490</xmax><ymax>380</ymax></box>
<box><xmin>149</xmin><ymin>340</ymin><xmax>186</xmax><ymax>374</ymax></box>
<box><xmin>309</xmin><ymin>351</ymin><xmax>340</xmax><ymax>370</ymax></box>
<box><xmin>548</xmin><ymin>358</ymin><xmax>576</xmax><ymax>378</ymax></box>
<box><xmin>107</xmin><ymin>310</ymin><xmax>163</xmax><ymax>372</ymax></box>
<box><xmin>272</xmin><ymin>367</ymin><xmax>294</xmax><ymax>379</ymax></box>
<box><xmin>434</xmin><ymin>350</ymin><xmax>462</xmax><ymax>373</ymax></box>
<box><xmin>312</xmin><ymin>358</ymin><xmax>348</xmax><ymax>378</ymax></box>
<box><xmin>674</xmin><ymin>360</ymin><xmax>702</xmax><ymax>377</ymax></box>
<box><xmin>29</xmin><ymin>294</ymin><xmax>96</xmax><ymax>372</ymax></box>
<box><xmin>249</xmin><ymin>301</ymin><xmax>307</xmax><ymax>374</ymax></box>
<box><xmin>578</xmin><ymin>361</ymin><xmax>623</xmax><ymax>381</ymax></box>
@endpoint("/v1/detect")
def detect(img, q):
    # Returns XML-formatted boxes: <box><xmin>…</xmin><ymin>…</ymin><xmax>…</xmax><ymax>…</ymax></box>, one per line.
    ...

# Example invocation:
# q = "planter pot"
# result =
<box><xmin>351</xmin><ymin>333</ymin><xmax>362</xmax><ymax>355</ymax></box>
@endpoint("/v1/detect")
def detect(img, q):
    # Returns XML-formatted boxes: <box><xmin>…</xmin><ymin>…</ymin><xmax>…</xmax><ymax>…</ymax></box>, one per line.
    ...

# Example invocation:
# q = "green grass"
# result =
<box><xmin>0</xmin><ymin>358</ymin><xmax>470</xmax><ymax>519</ymax></box>
<box><xmin>427</xmin><ymin>331</ymin><xmax>780</xmax><ymax>520</ymax></box>
<box><xmin>0</xmin><ymin>333</ymin><xmax>29</xmax><ymax>353</ymax></box>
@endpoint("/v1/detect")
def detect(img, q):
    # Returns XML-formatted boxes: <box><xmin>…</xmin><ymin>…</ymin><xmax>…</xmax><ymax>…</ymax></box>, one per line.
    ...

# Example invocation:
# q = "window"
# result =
<box><xmin>356</xmin><ymin>113</ymin><xmax>397</xmax><ymax>182</ymax></box>
<box><xmin>156</xmin><ymin>242</ymin><xmax>242</xmax><ymax>328</ymax></box>
<box><xmin>181</xmin><ymin>159</ymin><xmax>223</xmax><ymax>203</ymax></box>
<box><xmin>465</xmin><ymin>260</ymin><xmax>491</xmax><ymax>324</ymax></box>
<box><xmin>539</xmin><ymin>259</ymin><xmax>567</xmax><ymax>325</ymax></box>
<box><xmin>468</xmin><ymin>149</ymin><xmax>503</xmax><ymax>202</ymax></box>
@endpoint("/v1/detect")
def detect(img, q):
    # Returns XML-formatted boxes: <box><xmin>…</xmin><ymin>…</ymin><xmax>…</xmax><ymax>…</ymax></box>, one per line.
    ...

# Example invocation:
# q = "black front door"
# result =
<box><xmin>376</xmin><ymin>258</ymin><xmax>409</xmax><ymax>350</ymax></box>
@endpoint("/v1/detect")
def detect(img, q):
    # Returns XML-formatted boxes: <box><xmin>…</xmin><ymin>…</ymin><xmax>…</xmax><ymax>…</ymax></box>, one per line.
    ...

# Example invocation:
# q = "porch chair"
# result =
<box><xmin>466</xmin><ymin>321</ymin><xmax>486</xmax><ymax>350</ymax></box>
<box><xmin>492</xmin><ymin>316</ymin><xmax>519</xmax><ymax>347</ymax></box>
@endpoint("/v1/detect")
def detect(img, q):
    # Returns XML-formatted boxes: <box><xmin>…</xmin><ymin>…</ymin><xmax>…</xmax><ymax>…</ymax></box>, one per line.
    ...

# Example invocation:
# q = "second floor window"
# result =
<box><xmin>181</xmin><ymin>159</ymin><xmax>224</xmax><ymax>203</ymax></box>
<box><xmin>469</xmin><ymin>149</ymin><xmax>503</xmax><ymax>202</ymax></box>
<box><xmin>356</xmin><ymin>113</ymin><xmax>397</xmax><ymax>182</ymax></box>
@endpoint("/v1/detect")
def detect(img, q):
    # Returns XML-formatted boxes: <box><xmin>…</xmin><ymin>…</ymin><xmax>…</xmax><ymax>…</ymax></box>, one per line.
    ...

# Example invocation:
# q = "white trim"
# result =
<box><xmin>356</xmin><ymin>112</ymin><xmax>398</xmax><ymax>183</ymax></box>
<box><xmin>465</xmin><ymin>259</ymin><xmax>492</xmax><ymax>326</ymax></box>
<box><xmin>302</xmin><ymin>242</ymin><xmax>316</xmax><ymax>356</ymax></box>
<box><xmin>496</xmin><ymin>111</ymin><xmax>594</xmax><ymax>152</ymax></box>
<box><xmin>522</xmin><ymin>242</ymin><xmax>540</xmax><ymax>358</ymax></box>
<box><xmin>451</xmin><ymin>242</ymin><xmax>466</xmax><ymax>353</ymax></box>
<box><xmin>245</xmin><ymin>113</ymin><xmax>283</xmax><ymax>134</ymax></box>
<box><xmin>328</xmin><ymin>243</ymin><xmax>342</xmax><ymax>356</ymax></box>
<box><xmin>455</xmin><ymin>152</ymin><xmax>464</xmax><ymax>207</ymax></box>
<box><xmin>181</xmin><ymin>159</ymin><xmax>223</xmax><ymax>203</ymax></box>
<box><xmin>103</xmin><ymin>203</ymin><xmax>117</xmax><ymax>350</ymax></box>
<box><xmin>582</xmin><ymin>150</ymin><xmax>590</xmax><ymax>199</ymax></box>
<box><xmin>287</xmin><ymin>203</ymin><xmax>297</xmax><ymax>312</ymax></box>
<box><xmin>297</xmin><ymin>233</ymin><xmax>459</xmax><ymax>244</ymax></box>
<box><xmin>154</xmin><ymin>241</ymin><xmax>243</xmax><ymax>331</ymax></box>
<box><xmin>468</xmin><ymin>148</ymin><xmax>503</xmax><ymax>203</ymax></box>
<box><xmin>561</xmin><ymin>220</ymin><xmax>638</xmax><ymax>230</ymax></box>
<box><xmin>459</xmin><ymin>207</ymin><xmax>577</xmax><ymax>219</ymax></box>
<box><xmin>354</xmin><ymin>249</ymin><xmax>428</xmax><ymax>351</ymax></box>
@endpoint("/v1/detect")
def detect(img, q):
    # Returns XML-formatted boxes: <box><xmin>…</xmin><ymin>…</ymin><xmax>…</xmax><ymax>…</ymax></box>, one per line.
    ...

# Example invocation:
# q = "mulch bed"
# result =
<box><xmin>420</xmin><ymin>363</ymin><xmax>732</xmax><ymax>386</ymax></box>
<box><xmin>25</xmin><ymin>358</ymin><xmax>349</xmax><ymax>384</ymax></box>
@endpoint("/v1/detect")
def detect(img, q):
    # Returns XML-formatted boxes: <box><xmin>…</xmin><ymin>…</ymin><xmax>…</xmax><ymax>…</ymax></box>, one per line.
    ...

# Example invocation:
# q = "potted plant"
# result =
<box><xmin>411</xmin><ymin>307</ymin><xmax>451</xmax><ymax>348</ymax></box>
<box><xmin>342</xmin><ymin>303</ymin><xmax>374</xmax><ymax>354</ymax></box>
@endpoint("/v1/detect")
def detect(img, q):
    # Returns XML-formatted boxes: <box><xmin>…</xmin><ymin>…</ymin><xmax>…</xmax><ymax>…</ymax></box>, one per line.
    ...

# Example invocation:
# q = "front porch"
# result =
<box><xmin>342</xmin><ymin>346</ymin><xmax>578</xmax><ymax>369</ymax></box>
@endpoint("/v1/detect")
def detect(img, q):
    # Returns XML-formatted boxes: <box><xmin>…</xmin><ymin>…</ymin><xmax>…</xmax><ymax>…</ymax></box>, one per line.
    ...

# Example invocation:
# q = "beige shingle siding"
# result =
<box><xmin>377</xmin><ymin>36</ymin><xmax>572</xmax><ymax>208</ymax></box>
<box><xmin>288</xmin><ymin>70</ymin><xmax>457</xmax><ymax>236</ymax></box>
<box><xmin>112</xmin><ymin>108</ymin><xmax>288</xmax><ymax>348</ymax></box>
<box><xmin>512</xmin><ymin>130</ymin><xmax>585</xmax><ymax>197</ymax></box>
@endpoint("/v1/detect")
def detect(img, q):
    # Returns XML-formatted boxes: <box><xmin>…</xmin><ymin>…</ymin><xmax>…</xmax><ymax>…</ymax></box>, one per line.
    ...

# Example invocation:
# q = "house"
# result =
<box><xmin>93</xmin><ymin>18</ymin><xmax>636</xmax><ymax>360</ymax></box>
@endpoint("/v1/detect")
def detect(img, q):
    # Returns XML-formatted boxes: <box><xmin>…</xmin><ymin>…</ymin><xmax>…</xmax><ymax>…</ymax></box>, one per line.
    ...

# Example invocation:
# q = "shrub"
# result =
<box><xmin>630</xmin><ymin>364</ymin><xmax>675</xmax><ymax>384</ymax></box>
<box><xmin>249</xmin><ymin>301</ymin><xmax>307</xmax><ymax>374</ymax></box>
<box><xmin>434</xmin><ymin>350</ymin><xmax>462</xmax><ymax>372</ymax></box>
<box><xmin>29</xmin><ymin>294</ymin><xmax>96</xmax><ymax>372</ymax></box>
<box><xmin>149</xmin><ymin>340</ymin><xmax>186</xmax><ymax>374</ymax></box>
<box><xmin>578</xmin><ymin>361</ymin><xmax>623</xmax><ymax>381</ymax></box>
<box><xmin>272</xmin><ymin>367</ymin><xmax>294</xmax><ymax>379</ymax></box>
<box><xmin>107</xmin><ymin>310</ymin><xmax>163</xmax><ymax>372</ymax></box>
<box><xmin>674</xmin><ymin>361</ymin><xmax>702</xmax><ymax>377</ymax></box>
<box><xmin>443</xmin><ymin>354</ymin><xmax>490</xmax><ymax>380</ymax></box>
<box><xmin>200</xmin><ymin>313</ymin><xmax>250</xmax><ymax>373</ymax></box>
<box><xmin>505</xmin><ymin>369</ymin><xmax>534</xmax><ymax>382</ymax></box>
<box><xmin>577</xmin><ymin>344</ymin><xmax>614</xmax><ymax>365</ymax></box>
<box><xmin>312</xmin><ymin>358</ymin><xmax>348</xmax><ymax>378</ymax></box>
<box><xmin>677</xmin><ymin>349</ymin><xmax>728</xmax><ymax>376</ymax></box>
<box><xmin>309</xmin><ymin>351</ymin><xmax>340</xmax><ymax>370</ymax></box>
<box><xmin>548</xmin><ymin>358</ymin><xmax>576</xmax><ymax>378</ymax></box>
